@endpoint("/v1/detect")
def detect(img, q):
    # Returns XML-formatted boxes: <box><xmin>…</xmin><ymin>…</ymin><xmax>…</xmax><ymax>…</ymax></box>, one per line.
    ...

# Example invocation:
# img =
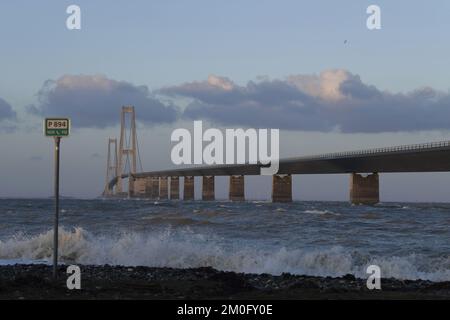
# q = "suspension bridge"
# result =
<box><xmin>103</xmin><ymin>106</ymin><xmax>450</xmax><ymax>204</ymax></box>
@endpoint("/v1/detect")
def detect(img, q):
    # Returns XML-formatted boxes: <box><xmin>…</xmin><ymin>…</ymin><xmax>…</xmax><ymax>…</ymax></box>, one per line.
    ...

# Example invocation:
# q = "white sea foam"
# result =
<box><xmin>304</xmin><ymin>209</ymin><xmax>340</xmax><ymax>216</ymax></box>
<box><xmin>0</xmin><ymin>228</ymin><xmax>449</xmax><ymax>282</ymax></box>
<box><xmin>0</xmin><ymin>259</ymin><xmax>48</xmax><ymax>266</ymax></box>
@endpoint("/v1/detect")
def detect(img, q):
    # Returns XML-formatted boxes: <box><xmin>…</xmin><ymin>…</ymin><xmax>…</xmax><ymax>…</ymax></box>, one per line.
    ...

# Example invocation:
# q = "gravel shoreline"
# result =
<box><xmin>0</xmin><ymin>264</ymin><xmax>449</xmax><ymax>300</ymax></box>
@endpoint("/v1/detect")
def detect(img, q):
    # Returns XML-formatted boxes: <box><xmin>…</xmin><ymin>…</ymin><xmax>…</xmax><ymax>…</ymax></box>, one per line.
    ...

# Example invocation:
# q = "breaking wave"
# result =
<box><xmin>0</xmin><ymin>227</ymin><xmax>449</xmax><ymax>282</ymax></box>
<box><xmin>304</xmin><ymin>209</ymin><xmax>340</xmax><ymax>216</ymax></box>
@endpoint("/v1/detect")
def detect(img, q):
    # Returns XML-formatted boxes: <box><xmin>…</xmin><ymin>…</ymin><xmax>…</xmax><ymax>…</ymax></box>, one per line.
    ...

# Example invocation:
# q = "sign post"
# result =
<box><xmin>53</xmin><ymin>136</ymin><xmax>60</xmax><ymax>280</ymax></box>
<box><xmin>44</xmin><ymin>118</ymin><xmax>70</xmax><ymax>280</ymax></box>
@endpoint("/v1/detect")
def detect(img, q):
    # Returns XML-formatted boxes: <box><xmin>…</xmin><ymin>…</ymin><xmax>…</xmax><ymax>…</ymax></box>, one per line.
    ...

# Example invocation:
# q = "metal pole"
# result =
<box><xmin>53</xmin><ymin>136</ymin><xmax>61</xmax><ymax>280</ymax></box>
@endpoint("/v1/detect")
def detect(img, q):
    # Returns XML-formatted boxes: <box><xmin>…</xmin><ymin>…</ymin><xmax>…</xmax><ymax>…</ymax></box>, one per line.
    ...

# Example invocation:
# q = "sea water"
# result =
<box><xmin>0</xmin><ymin>198</ymin><xmax>449</xmax><ymax>281</ymax></box>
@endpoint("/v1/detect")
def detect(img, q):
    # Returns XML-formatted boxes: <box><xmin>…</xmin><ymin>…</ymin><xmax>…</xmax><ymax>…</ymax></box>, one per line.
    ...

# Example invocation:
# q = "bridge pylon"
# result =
<box><xmin>117</xmin><ymin>106</ymin><xmax>137</xmax><ymax>197</ymax></box>
<box><xmin>103</xmin><ymin>138</ymin><xmax>118</xmax><ymax>197</ymax></box>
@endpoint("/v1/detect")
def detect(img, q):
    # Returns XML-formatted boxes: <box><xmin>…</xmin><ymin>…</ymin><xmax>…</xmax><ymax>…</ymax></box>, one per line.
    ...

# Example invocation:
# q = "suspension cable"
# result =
<box><xmin>135</xmin><ymin>127</ymin><xmax>144</xmax><ymax>172</ymax></box>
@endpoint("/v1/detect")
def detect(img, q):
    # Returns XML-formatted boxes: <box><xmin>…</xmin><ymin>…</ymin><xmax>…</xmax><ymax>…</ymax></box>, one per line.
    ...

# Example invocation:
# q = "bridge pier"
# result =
<box><xmin>150</xmin><ymin>177</ymin><xmax>159</xmax><ymax>199</ymax></box>
<box><xmin>229</xmin><ymin>175</ymin><xmax>245</xmax><ymax>201</ymax></box>
<box><xmin>128</xmin><ymin>176</ymin><xmax>135</xmax><ymax>198</ymax></box>
<box><xmin>128</xmin><ymin>176</ymin><xmax>146</xmax><ymax>198</ymax></box>
<box><xmin>184</xmin><ymin>176</ymin><xmax>195</xmax><ymax>200</ymax></box>
<box><xmin>131</xmin><ymin>177</ymin><xmax>146</xmax><ymax>198</ymax></box>
<box><xmin>202</xmin><ymin>176</ymin><xmax>215</xmax><ymax>201</ymax></box>
<box><xmin>350</xmin><ymin>173</ymin><xmax>379</xmax><ymax>205</ymax></box>
<box><xmin>144</xmin><ymin>177</ymin><xmax>153</xmax><ymax>198</ymax></box>
<box><xmin>159</xmin><ymin>177</ymin><xmax>168</xmax><ymax>200</ymax></box>
<box><xmin>272</xmin><ymin>174</ymin><xmax>292</xmax><ymax>203</ymax></box>
<box><xmin>170</xmin><ymin>176</ymin><xmax>180</xmax><ymax>200</ymax></box>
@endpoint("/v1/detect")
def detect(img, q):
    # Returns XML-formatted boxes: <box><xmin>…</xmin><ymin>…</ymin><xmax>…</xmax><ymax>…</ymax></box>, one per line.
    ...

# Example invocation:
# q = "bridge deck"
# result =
<box><xmin>110</xmin><ymin>140</ymin><xmax>450</xmax><ymax>187</ymax></box>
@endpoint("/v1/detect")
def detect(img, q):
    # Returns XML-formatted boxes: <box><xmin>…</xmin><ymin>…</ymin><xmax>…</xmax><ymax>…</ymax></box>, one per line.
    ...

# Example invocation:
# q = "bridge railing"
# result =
<box><xmin>296</xmin><ymin>140</ymin><xmax>450</xmax><ymax>161</ymax></box>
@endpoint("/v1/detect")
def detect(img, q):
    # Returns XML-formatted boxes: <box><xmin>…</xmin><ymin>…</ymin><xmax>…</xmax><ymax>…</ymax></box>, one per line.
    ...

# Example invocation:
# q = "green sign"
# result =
<box><xmin>44</xmin><ymin>118</ymin><xmax>71</xmax><ymax>137</ymax></box>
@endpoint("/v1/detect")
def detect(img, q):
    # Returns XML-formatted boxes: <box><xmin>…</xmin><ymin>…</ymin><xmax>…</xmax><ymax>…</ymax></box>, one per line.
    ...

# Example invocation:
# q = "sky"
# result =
<box><xmin>1</xmin><ymin>0</ymin><xmax>450</xmax><ymax>201</ymax></box>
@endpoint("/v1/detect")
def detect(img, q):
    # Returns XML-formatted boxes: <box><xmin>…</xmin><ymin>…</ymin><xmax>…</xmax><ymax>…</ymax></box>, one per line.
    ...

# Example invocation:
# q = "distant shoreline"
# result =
<box><xmin>0</xmin><ymin>264</ymin><xmax>449</xmax><ymax>300</ymax></box>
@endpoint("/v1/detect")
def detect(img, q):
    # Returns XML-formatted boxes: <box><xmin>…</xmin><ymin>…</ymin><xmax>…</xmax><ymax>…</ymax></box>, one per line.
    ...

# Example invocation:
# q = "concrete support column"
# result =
<box><xmin>151</xmin><ymin>177</ymin><xmax>159</xmax><ymax>199</ymax></box>
<box><xmin>272</xmin><ymin>174</ymin><xmax>292</xmax><ymax>203</ymax></box>
<box><xmin>229</xmin><ymin>175</ymin><xmax>245</xmax><ymax>201</ymax></box>
<box><xmin>128</xmin><ymin>176</ymin><xmax>135</xmax><ymax>198</ymax></box>
<box><xmin>145</xmin><ymin>177</ymin><xmax>153</xmax><ymax>198</ymax></box>
<box><xmin>132</xmin><ymin>177</ymin><xmax>146</xmax><ymax>197</ymax></box>
<box><xmin>170</xmin><ymin>176</ymin><xmax>180</xmax><ymax>200</ymax></box>
<box><xmin>184</xmin><ymin>176</ymin><xmax>195</xmax><ymax>200</ymax></box>
<box><xmin>202</xmin><ymin>176</ymin><xmax>215</xmax><ymax>201</ymax></box>
<box><xmin>159</xmin><ymin>177</ymin><xmax>168</xmax><ymax>200</ymax></box>
<box><xmin>350</xmin><ymin>173</ymin><xmax>379</xmax><ymax>205</ymax></box>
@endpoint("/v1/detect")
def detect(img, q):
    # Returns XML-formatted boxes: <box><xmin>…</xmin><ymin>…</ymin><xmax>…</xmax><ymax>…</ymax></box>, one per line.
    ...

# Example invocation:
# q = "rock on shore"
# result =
<box><xmin>0</xmin><ymin>264</ymin><xmax>449</xmax><ymax>300</ymax></box>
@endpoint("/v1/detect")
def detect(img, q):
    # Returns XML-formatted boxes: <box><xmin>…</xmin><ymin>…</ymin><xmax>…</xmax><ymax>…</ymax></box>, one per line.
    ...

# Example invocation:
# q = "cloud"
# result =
<box><xmin>0</xmin><ymin>98</ymin><xmax>15</xmax><ymax>119</ymax></box>
<box><xmin>28</xmin><ymin>75</ymin><xmax>179</xmax><ymax>128</ymax></box>
<box><xmin>0</xmin><ymin>97</ymin><xmax>17</xmax><ymax>132</ymax></box>
<box><xmin>160</xmin><ymin>70</ymin><xmax>450</xmax><ymax>133</ymax></box>
<box><xmin>0</xmin><ymin>97</ymin><xmax>15</xmax><ymax>113</ymax></box>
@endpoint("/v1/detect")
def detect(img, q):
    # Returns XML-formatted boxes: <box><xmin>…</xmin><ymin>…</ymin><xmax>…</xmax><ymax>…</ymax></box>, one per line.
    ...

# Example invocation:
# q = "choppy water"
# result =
<box><xmin>0</xmin><ymin>198</ymin><xmax>449</xmax><ymax>281</ymax></box>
